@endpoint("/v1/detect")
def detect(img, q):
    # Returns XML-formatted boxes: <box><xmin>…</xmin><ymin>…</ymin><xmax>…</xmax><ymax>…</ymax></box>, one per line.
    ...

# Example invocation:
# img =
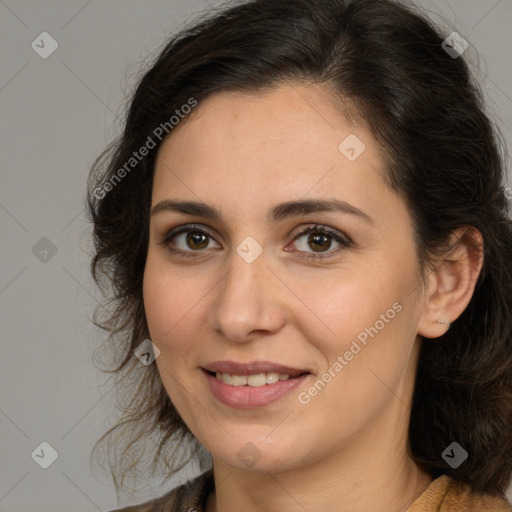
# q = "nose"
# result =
<box><xmin>208</xmin><ymin>248</ymin><xmax>286</xmax><ymax>343</ymax></box>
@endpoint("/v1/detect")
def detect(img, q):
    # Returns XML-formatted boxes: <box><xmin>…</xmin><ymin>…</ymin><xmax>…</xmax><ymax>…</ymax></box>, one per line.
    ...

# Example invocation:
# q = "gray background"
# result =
<box><xmin>1</xmin><ymin>1</ymin><xmax>511</xmax><ymax>511</ymax></box>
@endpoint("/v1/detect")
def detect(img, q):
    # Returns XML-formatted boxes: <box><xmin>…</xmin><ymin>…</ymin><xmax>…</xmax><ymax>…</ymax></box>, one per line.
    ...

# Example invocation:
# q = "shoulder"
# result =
<box><xmin>442</xmin><ymin>477</ymin><xmax>511</xmax><ymax>512</ymax></box>
<box><xmin>408</xmin><ymin>474</ymin><xmax>512</xmax><ymax>511</ymax></box>
<box><xmin>105</xmin><ymin>470</ymin><xmax>214</xmax><ymax>512</ymax></box>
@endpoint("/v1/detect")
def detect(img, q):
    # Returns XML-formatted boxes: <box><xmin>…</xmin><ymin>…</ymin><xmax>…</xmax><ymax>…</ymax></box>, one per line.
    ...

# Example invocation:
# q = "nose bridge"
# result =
<box><xmin>209</xmin><ymin>245</ymin><xmax>284</xmax><ymax>341</ymax></box>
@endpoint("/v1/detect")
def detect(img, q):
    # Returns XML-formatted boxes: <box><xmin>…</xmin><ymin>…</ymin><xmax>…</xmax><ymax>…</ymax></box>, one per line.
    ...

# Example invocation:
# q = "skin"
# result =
<box><xmin>143</xmin><ymin>82</ymin><xmax>483</xmax><ymax>512</ymax></box>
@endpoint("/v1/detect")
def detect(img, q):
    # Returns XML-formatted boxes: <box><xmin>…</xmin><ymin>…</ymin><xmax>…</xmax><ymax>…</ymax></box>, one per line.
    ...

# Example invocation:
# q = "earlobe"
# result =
<box><xmin>417</xmin><ymin>227</ymin><xmax>484</xmax><ymax>339</ymax></box>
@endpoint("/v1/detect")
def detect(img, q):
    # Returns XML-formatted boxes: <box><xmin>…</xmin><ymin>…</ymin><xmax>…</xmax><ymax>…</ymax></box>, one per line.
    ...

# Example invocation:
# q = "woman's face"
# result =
<box><xmin>144</xmin><ymin>82</ymin><xmax>427</xmax><ymax>474</ymax></box>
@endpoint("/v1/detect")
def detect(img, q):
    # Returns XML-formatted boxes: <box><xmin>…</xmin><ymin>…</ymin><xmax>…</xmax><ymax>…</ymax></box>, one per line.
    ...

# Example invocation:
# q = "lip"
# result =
<box><xmin>202</xmin><ymin>360</ymin><xmax>308</xmax><ymax>377</ymax></box>
<box><xmin>203</xmin><ymin>370</ymin><xmax>310</xmax><ymax>409</ymax></box>
<box><xmin>201</xmin><ymin>361</ymin><xmax>311</xmax><ymax>409</ymax></box>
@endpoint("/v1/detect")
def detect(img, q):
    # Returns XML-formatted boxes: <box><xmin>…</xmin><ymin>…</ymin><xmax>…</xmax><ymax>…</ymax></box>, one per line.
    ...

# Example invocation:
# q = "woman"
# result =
<box><xmin>87</xmin><ymin>0</ymin><xmax>512</xmax><ymax>510</ymax></box>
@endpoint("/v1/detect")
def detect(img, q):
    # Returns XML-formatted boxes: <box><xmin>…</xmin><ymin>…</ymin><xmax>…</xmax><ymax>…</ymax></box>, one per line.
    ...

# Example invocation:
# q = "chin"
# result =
<box><xmin>206</xmin><ymin>433</ymin><xmax>309</xmax><ymax>474</ymax></box>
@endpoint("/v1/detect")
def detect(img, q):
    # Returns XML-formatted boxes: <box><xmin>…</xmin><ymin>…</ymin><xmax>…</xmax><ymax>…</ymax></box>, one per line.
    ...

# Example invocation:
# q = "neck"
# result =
<box><xmin>207</xmin><ymin>461</ymin><xmax>432</xmax><ymax>512</ymax></box>
<box><xmin>206</xmin><ymin>423</ymin><xmax>433</xmax><ymax>512</ymax></box>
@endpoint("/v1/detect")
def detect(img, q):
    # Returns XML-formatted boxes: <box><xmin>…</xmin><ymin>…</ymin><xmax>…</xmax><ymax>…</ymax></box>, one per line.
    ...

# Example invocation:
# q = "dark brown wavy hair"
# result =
<box><xmin>87</xmin><ymin>0</ymin><xmax>512</xmax><ymax>498</ymax></box>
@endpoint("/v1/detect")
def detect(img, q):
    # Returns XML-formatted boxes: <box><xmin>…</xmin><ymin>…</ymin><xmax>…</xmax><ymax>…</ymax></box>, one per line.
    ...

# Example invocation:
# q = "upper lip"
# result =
<box><xmin>202</xmin><ymin>360</ymin><xmax>309</xmax><ymax>377</ymax></box>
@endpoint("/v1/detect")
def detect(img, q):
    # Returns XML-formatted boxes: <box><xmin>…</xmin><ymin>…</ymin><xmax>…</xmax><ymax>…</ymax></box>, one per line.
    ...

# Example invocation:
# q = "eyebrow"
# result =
<box><xmin>151</xmin><ymin>198</ymin><xmax>373</xmax><ymax>225</ymax></box>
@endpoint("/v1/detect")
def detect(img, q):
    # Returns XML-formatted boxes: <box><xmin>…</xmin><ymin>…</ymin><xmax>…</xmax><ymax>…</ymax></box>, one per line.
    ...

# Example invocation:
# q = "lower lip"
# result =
<box><xmin>203</xmin><ymin>370</ymin><xmax>309</xmax><ymax>409</ymax></box>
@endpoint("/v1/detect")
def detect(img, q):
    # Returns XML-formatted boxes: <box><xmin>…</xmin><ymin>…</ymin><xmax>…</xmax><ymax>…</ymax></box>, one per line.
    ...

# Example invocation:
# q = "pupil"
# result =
<box><xmin>309</xmin><ymin>233</ymin><xmax>330</xmax><ymax>252</ymax></box>
<box><xmin>187</xmin><ymin>232</ymin><xmax>208</xmax><ymax>250</ymax></box>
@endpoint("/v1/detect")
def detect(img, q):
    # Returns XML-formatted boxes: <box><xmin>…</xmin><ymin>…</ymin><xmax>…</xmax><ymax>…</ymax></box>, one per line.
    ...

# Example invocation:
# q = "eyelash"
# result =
<box><xmin>160</xmin><ymin>223</ymin><xmax>352</xmax><ymax>261</ymax></box>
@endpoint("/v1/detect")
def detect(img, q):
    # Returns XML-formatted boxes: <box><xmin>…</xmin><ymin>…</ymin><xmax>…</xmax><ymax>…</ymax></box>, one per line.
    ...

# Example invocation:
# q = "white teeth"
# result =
<box><xmin>265</xmin><ymin>372</ymin><xmax>280</xmax><ymax>384</ymax></box>
<box><xmin>231</xmin><ymin>375</ymin><xmax>248</xmax><ymax>386</ymax></box>
<box><xmin>215</xmin><ymin>372</ymin><xmax>292</xmax><ymax>386</ymax></box>
<box><xmin>247</xmin><ymin>373</ymin><xmax>266</xmax><ymax>386</ymax></box>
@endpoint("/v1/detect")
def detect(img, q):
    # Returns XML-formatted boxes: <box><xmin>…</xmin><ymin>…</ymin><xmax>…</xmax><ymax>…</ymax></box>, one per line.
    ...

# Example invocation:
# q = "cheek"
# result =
<box><xmin>296</xmin><ymin>263</ymin><xmax>419</xmax><ymax>411</ymax></box>
<box><xmin>142</xmin><ymin>257</ymin><xmax>204</xmax><ymax>355</ymax></box>
<box><xmin>143</xmin><ymin>259</ymin><xmax>205</xmax><ymax>414</ymax></box>
<box><xmin>300</xmin><ymin>265</ymin><xmax>408</xmax><ymax>356</ymax></box>
<box><xmin>293</xmin><ymin>288</ymin><xmax>414</xmax><ymax>432</ymax></box>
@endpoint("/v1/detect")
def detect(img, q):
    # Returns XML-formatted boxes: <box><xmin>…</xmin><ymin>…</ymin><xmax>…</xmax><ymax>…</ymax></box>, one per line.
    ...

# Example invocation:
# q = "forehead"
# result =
<box><xmin>160</xmin><ymin>82</ymin><xmax>365</xmax><ymax>157</ymax></box>
<box><xmin>151</xmin><ymin>82</ymin><xmax>396</xmax><ymax>226</ymax></box>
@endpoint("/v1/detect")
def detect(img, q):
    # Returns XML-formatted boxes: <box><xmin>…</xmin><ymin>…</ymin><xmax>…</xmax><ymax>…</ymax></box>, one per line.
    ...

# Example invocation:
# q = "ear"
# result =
<box><xmin>417</xmin><ymin>226</ymin><xmax>484</xmax><ymax>339</ymax></box>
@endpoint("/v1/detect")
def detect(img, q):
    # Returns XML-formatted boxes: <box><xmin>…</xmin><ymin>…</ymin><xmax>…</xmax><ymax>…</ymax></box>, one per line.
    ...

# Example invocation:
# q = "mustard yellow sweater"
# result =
<box><xmin>408</xmin><ymin>474</ymin><xmax>511</xmax><ymax>511</ymax></box>
<box><xmin>111</xmin><ymin>470</ymin><xmax>511</xmax><ymax>511</ymax></box>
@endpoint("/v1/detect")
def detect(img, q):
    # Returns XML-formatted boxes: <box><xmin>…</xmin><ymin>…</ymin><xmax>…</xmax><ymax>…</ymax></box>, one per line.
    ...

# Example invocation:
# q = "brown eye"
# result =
<box><xmin>307</xmin><ymin>233</ymin><xmax>332</xmax><ymax>252</ymax></box>
<box><xmin>290</xmin><ymin>224</ymin><xmax>351</xmax><ymax>260</ymax></box>
<box><xmin>184</xmin><ymin>231</ymin><xmax>209</xmax><ymax>250</ymax></box>
<box><xmin>162</xmin><ymin>224</ymin><xmax>221</xmax><ymax>255</ymax></box>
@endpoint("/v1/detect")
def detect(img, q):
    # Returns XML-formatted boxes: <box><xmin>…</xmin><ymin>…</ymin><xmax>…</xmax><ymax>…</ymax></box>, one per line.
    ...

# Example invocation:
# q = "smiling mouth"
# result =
<box><xmin>206</xmin><ymin>370</ymin><xmax>307</xmax><ymax>387</ymax></box>
<box><xmin>202</xmin><ymin>366</ymin><xmax>311</xmax><ymax>408</ymax></box>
